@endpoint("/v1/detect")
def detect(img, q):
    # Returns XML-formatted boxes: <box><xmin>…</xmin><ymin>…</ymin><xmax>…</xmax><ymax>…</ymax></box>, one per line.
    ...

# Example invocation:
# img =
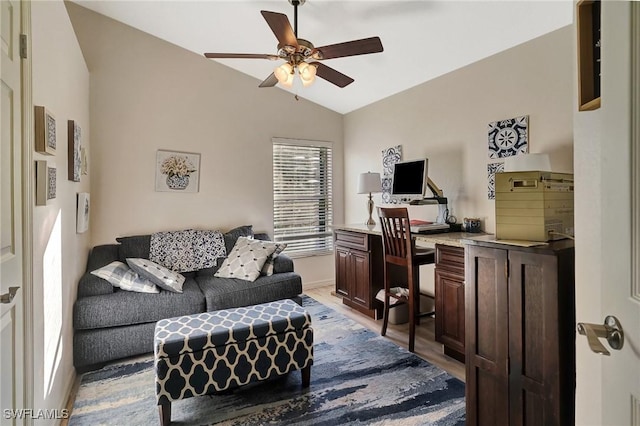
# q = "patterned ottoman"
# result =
<box><xmin>154</xmin><ymin>299</ymin><xmax>313</xmax><ymax>426</ymax></box>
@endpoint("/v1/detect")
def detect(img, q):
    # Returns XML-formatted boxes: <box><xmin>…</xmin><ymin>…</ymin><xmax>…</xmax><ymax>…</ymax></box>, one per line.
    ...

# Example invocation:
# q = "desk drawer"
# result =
<box><xmin>334</xmin><ymin>230</ymin><xmax>369</xmax><ymax>251</ymax></box>
<box><xmin>435</xmin><ymin>244</ymin><xmax>465</xmax><ymax>275</ymax></box>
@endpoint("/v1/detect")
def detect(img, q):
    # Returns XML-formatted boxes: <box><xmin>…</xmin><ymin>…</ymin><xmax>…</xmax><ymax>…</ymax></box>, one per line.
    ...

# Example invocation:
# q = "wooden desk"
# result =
<box><xmin>332</xmin><ymin>224</ymin><xmax>479</xmax><ymax>361</ymax></box>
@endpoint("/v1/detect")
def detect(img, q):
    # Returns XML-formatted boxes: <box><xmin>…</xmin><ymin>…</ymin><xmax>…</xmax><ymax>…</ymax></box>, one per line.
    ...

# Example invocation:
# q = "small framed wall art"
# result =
<box><xmin>35</xmin><ymin>106</ymin><xmax>56</xmax><ymax>155</ymax></box>
<box><xmin>76</xmin><ymin>192</ymin><xmax>90</xmax><ymax>233</ymax></box>
<box><xmin>155</xmin><ymin>150</ymin><xmax>201</xmax><ymax>193</ymax></box>
<box><xmin>35</xmin><ymin>160</ymin><xmax>56</xmax><ymax>205</ymax></box>
<box><xmin>577</xmin><ymin>0</ymin><xmax>601</xmax><ymax>111</ymax></box>
<box><xmin>68</xmin><ymin>120</ymin><xmax>82</xmax><ymax>182</ymax></box>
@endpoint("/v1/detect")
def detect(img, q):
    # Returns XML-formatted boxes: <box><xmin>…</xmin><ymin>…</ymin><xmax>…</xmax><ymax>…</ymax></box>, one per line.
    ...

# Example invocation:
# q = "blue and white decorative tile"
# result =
<box><xmin>381</xmin><ymin>177</ymin><xmax>392</xmax><ymax>203</ymax></box>
<box><xmin>382</xmin><ymin>145</ymin><xmax>402</xmax><ymax>203</ymax></box>
<box><xmin>487</xmin><ymin>162</ymin><xmax>504</xmax><ymax>200</ymax></box>
<box><xmin>488</xmin><ymin>115</ymin><xmax>529</xmax><ymax>159</ymax></box>
<box><xmin>382</xmin><ymin>145</ymin><xmax>402</xmax><ymax>177</ymax></box>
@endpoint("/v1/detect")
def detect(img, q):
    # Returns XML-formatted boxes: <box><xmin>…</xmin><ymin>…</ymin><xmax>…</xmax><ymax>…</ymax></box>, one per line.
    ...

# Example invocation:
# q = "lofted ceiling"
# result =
<box><xmin>71</xmin><ymin>1</ymin><xmax>574</xmax><ymax>114</ymax></box>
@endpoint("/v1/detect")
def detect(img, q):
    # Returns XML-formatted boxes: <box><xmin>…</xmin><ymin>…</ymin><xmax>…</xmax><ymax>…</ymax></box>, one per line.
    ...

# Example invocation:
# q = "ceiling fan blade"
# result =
<box><xmin>261</xmin><ymin>11</ymin><xmax>298</xmax><ymax>49</ymax></box>
<box><xmin>204</xmin><ymin>53</ymin><xmax>280</xmax><ymax>60</ymax></box>
<box><xmin>313</xmin><ymin>37</ymin><xmax>383</xmax><ymax>60</ymax></box>
<box><xmin>259</xmin><ymin>73</ymin><xmax>279</xmax><ymax>88</ymax></box>
<box><xmin>312</xmin><ymin>62</ymin><xmax>354</xmax><ymax>88</ymax></box>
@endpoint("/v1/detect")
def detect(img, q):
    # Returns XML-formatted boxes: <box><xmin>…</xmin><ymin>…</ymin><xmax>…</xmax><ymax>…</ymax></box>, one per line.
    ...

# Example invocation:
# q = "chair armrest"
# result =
<box><xmin>272</xmin><ymin>253</ymin><xmax>294</xmax><ymax>274</ymax></box>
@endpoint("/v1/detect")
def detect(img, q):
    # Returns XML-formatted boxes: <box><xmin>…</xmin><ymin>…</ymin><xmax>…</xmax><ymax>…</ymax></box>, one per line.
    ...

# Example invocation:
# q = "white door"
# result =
<box><xmin>574</xmin><ymin>2</ymin><xmax>640</xmax><ymax>425</ymax></box>
<box><xmin>0</xmin><ymin>0</ymin><xmax>24</xmax><ymax>425</ymax></box>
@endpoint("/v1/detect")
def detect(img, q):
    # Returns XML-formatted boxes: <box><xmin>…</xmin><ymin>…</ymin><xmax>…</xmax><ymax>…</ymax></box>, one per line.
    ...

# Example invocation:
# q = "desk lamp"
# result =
<box><xmin>357</xmin><ymin>172</ymin><xmax>382</xmax><ymax>226</ymax></box>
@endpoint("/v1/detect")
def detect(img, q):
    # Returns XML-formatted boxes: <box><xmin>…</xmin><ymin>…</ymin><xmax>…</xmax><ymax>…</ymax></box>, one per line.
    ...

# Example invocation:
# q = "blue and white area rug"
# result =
<box><xmin>69</xmin><ymin>295</ymin><xmax>465</xmax><ymax>425</ymax></box>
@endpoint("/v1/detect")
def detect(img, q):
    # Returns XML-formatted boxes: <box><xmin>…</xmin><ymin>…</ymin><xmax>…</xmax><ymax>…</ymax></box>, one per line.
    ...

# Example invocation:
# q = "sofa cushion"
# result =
<box><xmin>223</xmin><ymin>225</ymin><xmax>253</xmax><ymax>253</ymax></box>
<box><xmin>116</xmin><ymin>234</ymin><xmax>151</xmax><ymax>262</ymax></box>
<box><xmin>196</xmin><ymin>272</ymin><xmax>302</xmax><ymax>312</ymax></box>
<box><xmin>73</xmin><ymin>278</ymin><xmax>205</xmax><ymax>330</ymax></box>
<box><xmin>127</xmin><ymin>258</ymin><xmax>185</xmax><ymax>293</ymax></box>
<box><xmin>214</xmin><ymin>237</ymin><xmax>278</xmax><ymax>282</ymax></box>
<box><xmin>91</xmin><ymin>261</ymin><xmax>159</xmax><ymax>293</ymax></box>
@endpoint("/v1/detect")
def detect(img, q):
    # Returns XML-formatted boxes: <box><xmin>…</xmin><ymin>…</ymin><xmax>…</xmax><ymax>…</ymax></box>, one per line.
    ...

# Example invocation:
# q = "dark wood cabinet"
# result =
<box><xmin>333</xmin><ymin>230</ymin><xmax>384</xmax><ymax>318</ymax></box>
<box><xmin>465</xmin><ymin>239</ymin><xmax>575</xmax><ymax>426</ymax></box>
<box><xmin>434</xmin><ymin>244</ymin><xmax>465</xmax><ymax>362</ymax></box>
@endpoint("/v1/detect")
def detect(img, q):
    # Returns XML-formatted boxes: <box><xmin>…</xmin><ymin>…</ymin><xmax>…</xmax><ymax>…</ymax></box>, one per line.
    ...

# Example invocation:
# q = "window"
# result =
<box><xmin>272</xmin><ymin>138</ymin><xmax>333</xmax><ymax>256</ymax></box>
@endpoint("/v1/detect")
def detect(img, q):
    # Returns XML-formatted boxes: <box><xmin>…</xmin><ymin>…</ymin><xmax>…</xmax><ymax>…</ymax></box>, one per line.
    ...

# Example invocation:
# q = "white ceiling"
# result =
<box><xmin>72</xmin><ymin>1</ymin><xmax>574</xmax><ymax>114</ymax></box>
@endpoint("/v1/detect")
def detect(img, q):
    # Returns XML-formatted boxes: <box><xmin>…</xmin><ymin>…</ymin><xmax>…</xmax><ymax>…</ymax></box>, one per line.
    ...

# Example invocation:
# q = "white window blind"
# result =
<box><xmin>272</xmin><ymin>139</ymin><xmax>333</xmax><ymax>256</ymax></box>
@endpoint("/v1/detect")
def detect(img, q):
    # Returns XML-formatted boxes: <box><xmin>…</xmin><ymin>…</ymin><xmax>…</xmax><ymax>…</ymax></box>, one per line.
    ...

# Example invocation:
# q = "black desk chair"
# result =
<box><xmin>378</xmin><ymin>207</ymin><xmax>435</xmax><ymax>352</ymax></box>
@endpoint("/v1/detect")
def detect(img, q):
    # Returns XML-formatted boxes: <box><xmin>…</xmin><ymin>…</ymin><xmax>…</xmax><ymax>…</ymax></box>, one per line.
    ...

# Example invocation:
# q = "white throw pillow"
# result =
<box><xmin>126</xmin><ymin>258</ymin><xmax>185</xmax><ymax>293</ymax></box>
<box><xmin>215</xmin><ymin>236</ymin><xmax>278</xmax><ymax>282</ymax></box>
<box><xmin>91</xmin><ymin>261</ymin><xmax>159</xmax><ymax>293</ymax></box>
<box><xmin>261</xmin><ymin>242</ymin><xmax>287</xmax><ymax>276</ymax></box>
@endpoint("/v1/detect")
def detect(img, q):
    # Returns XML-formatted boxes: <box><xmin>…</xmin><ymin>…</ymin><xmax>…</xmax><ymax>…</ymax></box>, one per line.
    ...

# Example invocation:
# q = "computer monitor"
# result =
<box><xmin>391</xmin><ymin>159</ymin><xmax>428</xmax><ymax>201</ymax></box>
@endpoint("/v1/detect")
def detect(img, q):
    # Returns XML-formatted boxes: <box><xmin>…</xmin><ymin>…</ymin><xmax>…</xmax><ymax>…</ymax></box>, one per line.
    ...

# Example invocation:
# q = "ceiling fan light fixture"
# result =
<box><xmin>275</xmin><ymin>63</ymin><xmax>294</xmax><ymax>87</ymax></box>
<box><xmin>298</xmin><ymin>62</ymin><xmax>317</xmax><ymax>87</ymax></box>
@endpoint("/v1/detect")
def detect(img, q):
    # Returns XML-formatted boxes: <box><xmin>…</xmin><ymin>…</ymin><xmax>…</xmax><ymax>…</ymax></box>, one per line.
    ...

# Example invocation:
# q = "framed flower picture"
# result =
<box><xmin>155</xmin><ymin>150</ymin><xmax>201</xmax><ymax>193</ymax></box>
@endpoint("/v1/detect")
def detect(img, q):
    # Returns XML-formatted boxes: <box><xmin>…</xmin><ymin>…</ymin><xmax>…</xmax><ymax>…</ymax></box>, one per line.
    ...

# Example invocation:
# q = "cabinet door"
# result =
<box><xmin>465</xmin><ymin>245</ymin><xmax>509</xmax><ymax>426</ymax></box>
<box><xmin>508</xmin><ymin>251</ymin><xmax>565</xmax><ymax>426</ymax></box>
<box><xmin>335</xmin><ymin>247</ymin><xmax>351</xmax><ymax>298</ymax></box>
<box><xmin>351</xmin><ymin>250</ymin><xmax>371</xmax><ymax>307</ymax></box>
<box><xmin>435</xmin><ymin>268</ymin><xmax>465</xmax><ymax>360</ymax></box>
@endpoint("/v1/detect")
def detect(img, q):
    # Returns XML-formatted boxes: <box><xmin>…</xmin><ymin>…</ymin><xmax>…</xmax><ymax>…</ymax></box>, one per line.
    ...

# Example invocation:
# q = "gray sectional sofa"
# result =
<box><xmin>73</xmin><ymin>226</ymin><xmax>302</xmax><ymax>371</ymax></box>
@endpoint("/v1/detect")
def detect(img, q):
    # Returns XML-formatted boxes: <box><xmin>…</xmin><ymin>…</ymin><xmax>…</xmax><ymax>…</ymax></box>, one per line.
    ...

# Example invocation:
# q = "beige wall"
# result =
<box><xmin>343</xmin><ymin>26</ymin><xmax>574</xmax><ymax>233</ymax></box>
<box><xmin>65</xmin><ymin>3</ymin><xmax>344</xmax><ymax>287</ymax></box>
<box><xmin>31</xmin><ymin>0</ymin><xmax>91</xmax><ymax>419</ymax></box>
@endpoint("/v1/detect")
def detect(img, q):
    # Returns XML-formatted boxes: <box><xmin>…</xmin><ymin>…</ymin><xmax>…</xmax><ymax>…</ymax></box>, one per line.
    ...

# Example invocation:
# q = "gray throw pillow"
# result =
<box><xmin>127</xmin><ymin>258</ymin><xmax>186</xmax><ymax>293</ymax></box>
<box><xmin>91</xmin><ymin>261</ymin><xmax>159</xmax><ymax>293</ymax></box>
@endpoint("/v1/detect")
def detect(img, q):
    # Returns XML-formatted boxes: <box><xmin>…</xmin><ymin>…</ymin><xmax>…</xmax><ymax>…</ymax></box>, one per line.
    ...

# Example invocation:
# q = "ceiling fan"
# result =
<box><xmin>204</xmin><ymin>0</ymin><xmax>384</xmax><ymax>89</ymax></box>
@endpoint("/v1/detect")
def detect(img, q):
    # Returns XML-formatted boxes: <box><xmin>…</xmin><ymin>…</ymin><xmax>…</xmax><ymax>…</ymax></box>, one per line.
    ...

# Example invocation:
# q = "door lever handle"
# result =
<box><xmin>0</xmin><ymin>286</ymin><xmax>20</xmax><ymax>304</ymax></box>
<box><xmin>577</xmin><ymin>315</ymin><xmax>624</xmax><ymax>356</ymax></box>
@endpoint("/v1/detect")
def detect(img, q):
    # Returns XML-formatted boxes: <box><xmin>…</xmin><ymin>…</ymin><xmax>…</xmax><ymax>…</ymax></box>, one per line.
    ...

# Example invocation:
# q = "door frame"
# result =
<box><xmin>632</xmin><ymin>2</ymin><xmax>640</xmax><ymax>303</ymax></box>
<box><xmin>20</xmin><ymin>0</ymin><xmax>34</xmax><ymax>422</ymax></box>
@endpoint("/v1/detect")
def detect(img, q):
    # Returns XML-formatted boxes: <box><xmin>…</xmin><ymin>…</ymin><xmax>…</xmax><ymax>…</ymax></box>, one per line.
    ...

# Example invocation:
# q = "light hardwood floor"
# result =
<box><xmin>306</xmin><ymin>284</ymin><xmax>465</xmax><ymax>381</ymax></box>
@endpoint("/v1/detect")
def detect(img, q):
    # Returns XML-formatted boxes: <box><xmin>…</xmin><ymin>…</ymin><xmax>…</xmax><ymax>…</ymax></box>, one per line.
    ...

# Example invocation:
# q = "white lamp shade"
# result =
<box><xmin>504</xmin><ymin>153</ymin><xmax>552</xmax><ymax>172</ymax></box>
<box><xmin>357</xmin><ymin>172</ymin><xmax>382</xmax><ymax>194</ymax></box>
